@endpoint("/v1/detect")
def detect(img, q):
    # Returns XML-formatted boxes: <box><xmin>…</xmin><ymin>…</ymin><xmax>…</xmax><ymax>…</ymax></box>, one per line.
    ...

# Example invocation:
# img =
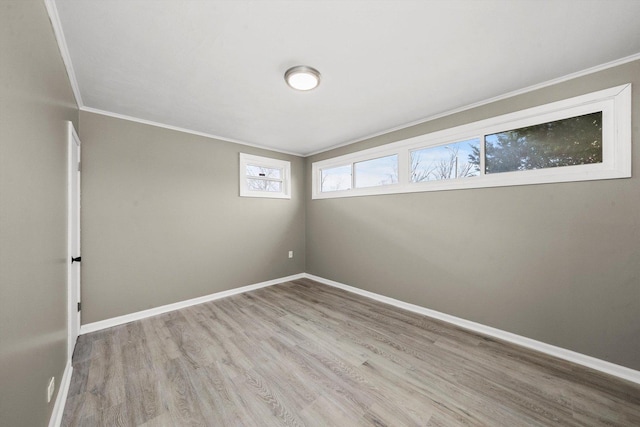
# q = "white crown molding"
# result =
<box><xmin>44</xmin><ymin>0</ymin><xmax>83</xmax><ymax>107</ymax></box>
<box><xmin>304</xmin><ymin>274</ymin><xmax>640</xmax><ymax>386</ymax></box>
<box><xmin>48</xmin><ymin>361</ymin><xmax>72</xmax><ymax>427</ymax></box>
<box><xmin>304</xmin><ymin>52</ymin><xmax>640</xmax><ymax>157</ymax></box>
<box><xmin>80</xmin><ymin>107</ymin><xmax>304</xmax><ymax>157</ymax></box>
<box><xmin>79</xmin><ymin>273</ymin><xmax>306</xmax><ymax>334</ymax></box>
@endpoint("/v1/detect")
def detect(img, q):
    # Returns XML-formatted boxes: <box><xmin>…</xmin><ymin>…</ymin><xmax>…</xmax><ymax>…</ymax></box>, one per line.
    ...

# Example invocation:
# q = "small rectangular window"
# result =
<box><xmin>354</xmin><ymin>154</ymin><xmax>398</xmax><ymax>188</ymax></box>
<box><xmin>246</xmin><ymin>178</ymin><xmax>283</xmax><ymax>192</ymax></box>
<box><xmin>321</xmin><ymin>165</ymin><xmax>352</xmax><ymax>192</ymax></box>
<box><xmin>411</xmin><ymin>139</ymin><xmax>481</xmax><ymax>182</ymax></box>
<box><xmin>246</xmin><ymin>165</ymin><xmax>283</xmax><ymax>179</ymax></box>
<box><xmin>484</xmin><ymin>112</ymin><xmax>603</xmax><ymax>174</ymax></box>
<box><xmin>239</xmin><ymin>153</ymin><xmax>291</xmax><ymax>199</ymax></box>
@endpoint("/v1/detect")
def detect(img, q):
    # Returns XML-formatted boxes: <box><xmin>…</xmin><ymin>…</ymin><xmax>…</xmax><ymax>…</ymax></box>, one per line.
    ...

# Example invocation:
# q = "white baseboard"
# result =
<box><xmin>76</xmin><ymin>271</ymin><xmax>639</xmax><ymax>385</ymax></box>
<box><xmin>304</xmin><ymin>273</ymin><xmax>640</xmax><ymax>385</ymax></box>
<box><xmin>80</xmin><ymin>273</ymin><xmax>306</xmax><ymax>334</ymax></box>
<box><xmin>48</xmin><ymin>361</ymin><xmax>73</xmax><ymax>427</ymax></box>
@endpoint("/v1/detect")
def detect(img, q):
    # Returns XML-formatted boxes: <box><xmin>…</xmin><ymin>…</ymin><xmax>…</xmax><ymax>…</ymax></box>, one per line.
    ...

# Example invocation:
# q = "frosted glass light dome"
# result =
<box><xmin>285</xmin><ymin>66</ymin><xmax>321</xmax><ymax>91</ymax></box>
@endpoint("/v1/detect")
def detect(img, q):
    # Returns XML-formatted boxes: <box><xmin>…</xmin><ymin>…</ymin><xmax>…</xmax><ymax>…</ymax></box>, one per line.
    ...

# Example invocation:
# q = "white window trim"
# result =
<box><xmin>240</xmin><ymin>153</ymin><xmax>291</xmax><ymax>199</ymax></box>
<box><xmin>312</xmin><ymin>84</ymin><xmax>631</xmax><ymax>199</ymax></box>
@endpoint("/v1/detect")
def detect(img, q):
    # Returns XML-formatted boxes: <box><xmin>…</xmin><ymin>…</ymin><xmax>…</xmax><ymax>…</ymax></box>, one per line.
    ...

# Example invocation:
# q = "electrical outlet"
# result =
<box><xmin>288</xmin><ymin>251</ymin><xmax>294</xmax><ymax>259</ymax></box>
<box><xmin>47</xmin><ymin>377</ymin><xmax>55</xmax><ymax>403</ymax></box>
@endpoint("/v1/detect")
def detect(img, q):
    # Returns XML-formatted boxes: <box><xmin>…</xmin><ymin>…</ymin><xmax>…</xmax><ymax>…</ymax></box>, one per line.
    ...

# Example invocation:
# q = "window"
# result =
<box><xmin>411</xmin><ymin>138</ymin><xmax>480</xmax><ymax>182</ymax></box>
<box><xmin>321</xmin><ymin>165</ymin><xmax>351</xmax><ymax>192</ymax></box>
<box><xmin>355</xmin><ymin>155</ymin><xmax>398</xmax><ymax>188</ymax></box>
<box><xmin>240</xmin><ymin>153</ymin><xmax>291</xmax><ymax>199</ymax></box>
<box><xmin>312</xmin><ymin>84</ymin><xmax>631</xmax><ymax>199</ymax></box>
<box><xmin>484</xmin><ymin>112</ymin><xmax>603</xmax><ymax>174</ymax></box>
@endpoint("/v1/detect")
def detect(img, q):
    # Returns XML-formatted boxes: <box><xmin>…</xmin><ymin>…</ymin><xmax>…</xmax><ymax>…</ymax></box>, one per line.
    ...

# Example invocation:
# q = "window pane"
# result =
<box><xmin>247</xmin><ymin>178</ymin><xmax>282</xmax><ymax>192</ymax></box>
<box><xmin>411</xmin><ymin>139</ymin><xmax>481</xmax><ymax>183</ymax></box>
<box><xmin>321</xmin><ymin>165</ymin><xmax>351</xmax><ymax>192</ymax></box>
<box><xmin>246</xmin><ymin>164</ymin><xmax>282</xmax><ymax>179</ymax></box>
<box><xmin>484</xmin><ymin>112</ymin><xmax>603</xmax><ymax>174</ymax></box>
<box><xmin>355</xmin><ymin>155</ymin><xmax>398</xmax><ymax>188</ymax></box>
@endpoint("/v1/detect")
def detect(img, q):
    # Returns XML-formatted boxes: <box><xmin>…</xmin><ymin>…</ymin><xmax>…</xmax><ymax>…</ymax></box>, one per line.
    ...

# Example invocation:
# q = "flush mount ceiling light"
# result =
<box><xmin>284</xmin><ymin>66</ymin><xmax>321</xmax><ymax>91</ymax></box>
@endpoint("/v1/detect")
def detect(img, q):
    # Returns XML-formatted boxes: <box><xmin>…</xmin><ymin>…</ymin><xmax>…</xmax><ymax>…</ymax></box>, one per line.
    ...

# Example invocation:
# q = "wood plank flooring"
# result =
<box><xmin>62</xmin><ymin>278</ymin><xmax>640</xmax><ymax>426</ymax></box>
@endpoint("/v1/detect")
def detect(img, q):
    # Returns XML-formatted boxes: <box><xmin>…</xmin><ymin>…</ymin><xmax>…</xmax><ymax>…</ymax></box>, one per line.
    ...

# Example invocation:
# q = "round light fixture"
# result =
<box><xmin>285</xmin><ymin>65</ymin><xmax>321</xmax><ymax>91</ymax></box>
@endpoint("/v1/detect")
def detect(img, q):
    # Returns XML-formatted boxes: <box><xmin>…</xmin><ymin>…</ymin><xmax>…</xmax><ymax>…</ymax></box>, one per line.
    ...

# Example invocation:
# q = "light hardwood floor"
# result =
<box><xmin>62</xmin><ymin>278</ymin><xmax>640</xmax><ymax>426</ymax></box>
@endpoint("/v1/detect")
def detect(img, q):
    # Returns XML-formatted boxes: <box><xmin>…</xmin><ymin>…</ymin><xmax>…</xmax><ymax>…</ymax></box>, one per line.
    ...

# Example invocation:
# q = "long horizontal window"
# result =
<box><xmin>312</xmin><ymin>84</ymin><xmax>631</xmax><ymax>199</ymax></box>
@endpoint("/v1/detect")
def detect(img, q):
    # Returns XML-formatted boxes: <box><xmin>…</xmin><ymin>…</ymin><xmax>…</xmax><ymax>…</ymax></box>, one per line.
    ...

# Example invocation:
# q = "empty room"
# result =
<box><xmin>2</xmin><ymin>0</ymin><xmax>640</xmax><ymax>426</ymax></box>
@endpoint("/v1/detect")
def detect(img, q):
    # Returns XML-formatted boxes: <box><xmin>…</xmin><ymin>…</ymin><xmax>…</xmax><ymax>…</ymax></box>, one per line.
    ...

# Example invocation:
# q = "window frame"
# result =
<box><xmin>312</xmin><ymin>84</ymin><xmax>631</xmax><ymax>200</ymax></box>
<box><xmin>239</xmin><ymin>153</ymin><xmax>291</xmax><ymax>199</ymax></box>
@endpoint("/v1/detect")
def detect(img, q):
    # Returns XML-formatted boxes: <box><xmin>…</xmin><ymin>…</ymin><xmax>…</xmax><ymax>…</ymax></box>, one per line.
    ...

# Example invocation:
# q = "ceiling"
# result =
<box><xmin>53</xmin><ymin>0</ymin><xmax>640</xmax><ymax>156</ymax></box>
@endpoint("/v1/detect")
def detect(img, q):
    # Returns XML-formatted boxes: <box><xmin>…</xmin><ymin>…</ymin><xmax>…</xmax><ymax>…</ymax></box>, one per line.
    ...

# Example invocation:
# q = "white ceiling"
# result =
<box><xmin>53</xmin><ymin>0</ymin><xmax>640</xmax><ymax>156</ymax></box>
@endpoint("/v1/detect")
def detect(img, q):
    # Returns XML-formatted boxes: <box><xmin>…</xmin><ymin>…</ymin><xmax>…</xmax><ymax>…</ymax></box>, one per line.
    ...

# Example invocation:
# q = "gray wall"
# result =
<box><xmin>79</xmin><ymin>112</ymin><xmax>305</xmax><ymax>324</ymax></box>
<box><xmin>0</xmin><ymin>1</ymin><xmax>79</xmax><ymax>426</ymax></box>
<box><xmin>306</xmin><ymin>60</ymin><xmax>640</xmax><ymax>371</ymax></box>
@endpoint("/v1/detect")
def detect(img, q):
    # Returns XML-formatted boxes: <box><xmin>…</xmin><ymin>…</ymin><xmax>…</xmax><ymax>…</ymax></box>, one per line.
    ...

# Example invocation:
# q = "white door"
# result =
<box><xmin>67</xmin><ymin>122</ymin><xmax>81</xmax><ymax>360</ymax></box>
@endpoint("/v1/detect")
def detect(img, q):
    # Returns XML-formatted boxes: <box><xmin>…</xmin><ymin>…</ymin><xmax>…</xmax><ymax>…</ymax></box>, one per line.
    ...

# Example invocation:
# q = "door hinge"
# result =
<box><xmin>78</xmin><ymin>161</ymin><xmax>81</xmax><ymax>172</ymax></box>
<box><xmin>77</xmin><ymin>302</ymin><xmax>81</xmax><ymax>312</ymax></box>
